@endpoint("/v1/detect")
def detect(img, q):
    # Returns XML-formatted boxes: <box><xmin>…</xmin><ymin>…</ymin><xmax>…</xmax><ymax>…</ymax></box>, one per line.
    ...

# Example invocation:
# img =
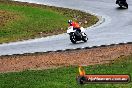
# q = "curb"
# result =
<box><xmin>1</xmin><ymin>42</ymin><xmax>132</xmax><ymax>57</ymax></box>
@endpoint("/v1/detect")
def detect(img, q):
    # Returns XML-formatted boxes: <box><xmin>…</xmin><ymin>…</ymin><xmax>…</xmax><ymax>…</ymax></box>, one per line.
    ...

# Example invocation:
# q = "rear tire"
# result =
<box><xmin>82</xmin><ymin>33</ymin><xmax>88</xmax><ymax>42</ymax></box>
<box><xmin>125</xmin><ymin>3</ymin><xmax>128</xmax><ymax>8</ymax></box>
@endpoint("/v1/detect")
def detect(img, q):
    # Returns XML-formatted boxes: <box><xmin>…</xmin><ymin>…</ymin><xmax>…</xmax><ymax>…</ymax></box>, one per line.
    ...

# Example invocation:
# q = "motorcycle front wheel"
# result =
<box><xmin>70</xmin><ymin>34</ymin><xmax>77</xmax><ymax>44</ymax></box>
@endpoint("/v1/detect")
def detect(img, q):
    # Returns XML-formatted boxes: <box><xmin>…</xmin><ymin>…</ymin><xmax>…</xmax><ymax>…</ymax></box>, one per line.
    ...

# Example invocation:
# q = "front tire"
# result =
<box><xmin>70</xmin><ymin>34</ymin><xmax>77</xmax><ymax>44</ymax></box>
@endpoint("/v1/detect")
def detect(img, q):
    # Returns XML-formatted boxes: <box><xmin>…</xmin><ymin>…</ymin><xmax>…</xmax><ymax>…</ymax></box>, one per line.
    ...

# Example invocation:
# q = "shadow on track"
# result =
<box><xmin>115</xmin><ymin>7</ymin><xmax>128</xmax><ymax>10</ymax></box>
<box><xmin>69</xmin><ymin>41</ymin><xmax>87</xmax><ymax>45</ymax></box>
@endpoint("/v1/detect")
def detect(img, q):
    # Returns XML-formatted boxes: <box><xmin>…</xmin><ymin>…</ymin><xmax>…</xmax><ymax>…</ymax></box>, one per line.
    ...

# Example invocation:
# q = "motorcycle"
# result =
<box><xmin>67</xmin><ymin>26</ymin><xmax>88</xmax><ymax>44</ymax></box>
<box><xmin>116</xmin><ymin>0</ymin><xmax>128</xmax><ymax>8</ymax></box>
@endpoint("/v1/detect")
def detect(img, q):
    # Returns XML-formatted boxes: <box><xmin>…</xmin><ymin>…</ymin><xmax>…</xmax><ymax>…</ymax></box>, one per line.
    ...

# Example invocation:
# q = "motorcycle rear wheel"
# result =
<box><xmin>125</xmin><ymin>3</ymin><xmax>128</xmax><ymax>8</ymax></box>
<box><xmin>82</xmin><ymin>33</ymin><xmax>88</xmax><ymax>42</ymax></box>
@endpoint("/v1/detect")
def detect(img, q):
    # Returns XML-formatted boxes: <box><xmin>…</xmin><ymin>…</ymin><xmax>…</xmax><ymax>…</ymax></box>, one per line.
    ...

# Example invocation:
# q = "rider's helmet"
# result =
<box><xmin>68</xmin><ymin>20</ymin><xmax>72</xmax><ymax>24</ymax></box>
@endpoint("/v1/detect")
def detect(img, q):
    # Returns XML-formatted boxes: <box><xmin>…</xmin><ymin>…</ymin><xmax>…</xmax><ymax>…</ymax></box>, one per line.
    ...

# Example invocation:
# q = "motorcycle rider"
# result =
<box><xmin>68</xmin><ymin>20</ymin><xmax>81</xmax><ymax>32</ymax></box>
<box><xmin>67</xmin><ymin>20</ymin><xmax>88</xmax><ymax>43</ymax></box>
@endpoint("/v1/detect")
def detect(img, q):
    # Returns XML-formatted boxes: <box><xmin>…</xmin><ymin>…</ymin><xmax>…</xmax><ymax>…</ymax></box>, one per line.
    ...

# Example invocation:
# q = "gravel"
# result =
<box><xmin>0</xmin><ymin>44</ymin><xmax>132</xmax><ymax>73</ymax></box>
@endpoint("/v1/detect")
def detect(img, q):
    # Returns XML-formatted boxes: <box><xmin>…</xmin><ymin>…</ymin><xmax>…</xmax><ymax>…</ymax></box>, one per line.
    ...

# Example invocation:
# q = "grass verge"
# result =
<box><xmin>0</xmin><ymin>55</ymin><xmax>131</xmax><ymax>88</ymax></box>
<box><xmin>0</xmin><ymin>0</ymin><xmax>98</xmax><ymax>43</ymax></box>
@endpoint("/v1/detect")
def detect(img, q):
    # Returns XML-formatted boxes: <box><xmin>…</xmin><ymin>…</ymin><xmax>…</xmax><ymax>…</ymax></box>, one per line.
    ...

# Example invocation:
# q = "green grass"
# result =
<box><xmin>0</xmin><ymin>55</ymin><xmax>132</xmax><ymax>88</ymax></box>
<box><xmin>0</xmin><ymin>3</ymin><xmax>70</xmax><ymax>43</ymax></box>
<box><xmin>0</xmin><ymin>1</ymin><xmax>98</xmax><ymax>43</ymax></box>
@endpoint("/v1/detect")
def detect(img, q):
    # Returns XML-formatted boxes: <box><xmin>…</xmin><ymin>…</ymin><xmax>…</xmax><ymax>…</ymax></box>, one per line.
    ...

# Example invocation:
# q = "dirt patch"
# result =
<box><xmin>0</xmin><ymin>10</ymin><xmax>20</xmax><ymax>27</ymax></box>
<box><xmin>0</xmin><ymin>44</ymin><xmax>132</xmax><ymax>73</ymax></box>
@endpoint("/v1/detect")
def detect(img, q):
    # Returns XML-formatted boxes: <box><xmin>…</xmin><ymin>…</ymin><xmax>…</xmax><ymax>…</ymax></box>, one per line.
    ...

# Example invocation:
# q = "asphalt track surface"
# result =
<box><xmin>0</xmin><ymin>0</ymin><xmax>132</xmax><ymax>56</ymax></box>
